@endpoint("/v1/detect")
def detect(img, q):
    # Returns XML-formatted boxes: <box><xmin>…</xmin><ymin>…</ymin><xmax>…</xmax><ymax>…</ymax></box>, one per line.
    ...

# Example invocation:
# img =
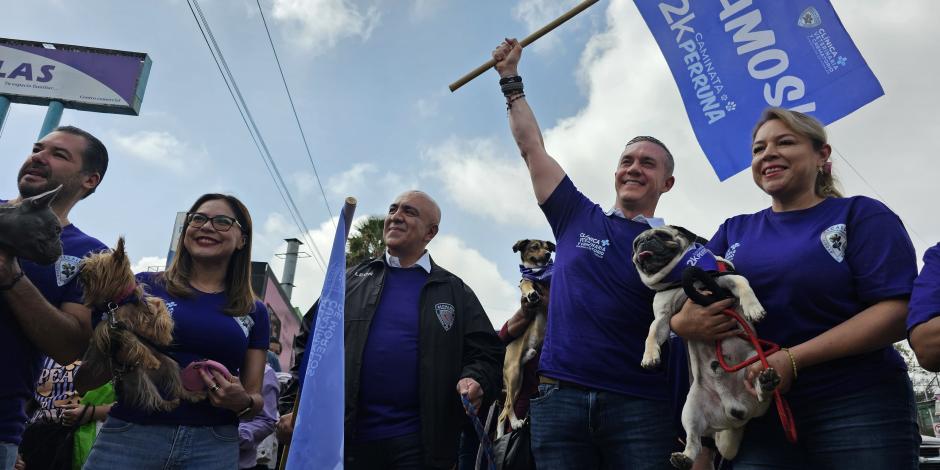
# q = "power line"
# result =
<box><xmin>187</xmin><ymin>0</ymin><xmax>327</xmax><ymax>270</ymax></box>
<box><xmin>833</xmin><ymin>146</ymin><xmax>928</xmax><ymax>247</ymax></box>
<box><xmin>255</xmin><ymin>0</ymin><xmax>336</xmax><ymax>230</ymax></box>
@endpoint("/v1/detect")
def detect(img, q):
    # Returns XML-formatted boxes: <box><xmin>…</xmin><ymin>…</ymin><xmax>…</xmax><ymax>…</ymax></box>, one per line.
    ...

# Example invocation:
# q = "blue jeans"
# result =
<box><xmin>0</xmin><ymin>443</ymin><xmax>16</xmax><ymax>470</ymax></box>
<box><xmin>733</xmin><ymin>372</ymin><xmax>920</xmax><ymax>469</ymax></box>
<box><xmin>83</xmin><ymin>417</ymin><xmax>238</xmax><ymax>470</ymax></box>
<box><xmin>530</xmin><ymin>383</ymin><xmax>675</xmax><ymax>470</ymax></box>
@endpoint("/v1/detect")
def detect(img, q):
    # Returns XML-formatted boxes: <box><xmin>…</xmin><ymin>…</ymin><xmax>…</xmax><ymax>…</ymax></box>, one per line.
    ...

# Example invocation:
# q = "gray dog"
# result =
<box><xmin>0</xmin><ymin>185</ymin><xmax>62</xmax><ymax>265</ymax></box>
<box><xmin>632</xmin><ymin>225</ymin><xmax>779</xmax><ymax>469</ymax></box>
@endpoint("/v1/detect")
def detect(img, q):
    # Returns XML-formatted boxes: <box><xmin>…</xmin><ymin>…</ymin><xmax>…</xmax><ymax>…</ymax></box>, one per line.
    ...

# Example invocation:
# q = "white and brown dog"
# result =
<box><xmin>497</xmin><ymin>239</ymin><xmax>554</xmax><ymax>437</ymax></box>
<box><xmin>632</xmin><ymin>226</ymin><xmax>779</xmax><ymax>469</ymax></box>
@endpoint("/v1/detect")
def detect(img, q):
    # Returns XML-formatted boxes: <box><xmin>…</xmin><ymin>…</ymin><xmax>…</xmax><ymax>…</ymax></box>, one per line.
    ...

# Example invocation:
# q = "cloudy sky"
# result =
<box><xmin>1</xmin><ymin>0</ymin><xmax>937</xmax><ymax>328</ymax></box>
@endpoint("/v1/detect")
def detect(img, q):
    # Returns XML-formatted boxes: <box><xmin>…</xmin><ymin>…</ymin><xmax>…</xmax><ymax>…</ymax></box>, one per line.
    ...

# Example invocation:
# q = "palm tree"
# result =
<box><xmin>347</xmin><ymin>216</ymin><xmax>385</xmax><ymax>267</ymax></box>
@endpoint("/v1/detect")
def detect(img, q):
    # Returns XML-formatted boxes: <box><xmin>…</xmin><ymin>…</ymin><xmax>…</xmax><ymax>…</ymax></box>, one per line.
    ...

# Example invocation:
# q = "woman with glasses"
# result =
<box><xmin>84</xmin><ymin>194</ymin><xmax>270</xmax><ymax>470</ymax></box>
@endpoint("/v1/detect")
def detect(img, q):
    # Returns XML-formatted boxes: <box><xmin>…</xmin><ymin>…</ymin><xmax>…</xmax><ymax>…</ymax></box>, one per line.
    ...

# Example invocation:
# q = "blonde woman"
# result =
<box><xmin>672</xmin><ymin>108</ymin><xmax>919</xmax><ymax>469</ymax></box>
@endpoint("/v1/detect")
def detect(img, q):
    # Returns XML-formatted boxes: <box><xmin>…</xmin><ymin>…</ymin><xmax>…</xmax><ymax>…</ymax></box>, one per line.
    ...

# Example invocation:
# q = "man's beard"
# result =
<box><xmin>17</xmin><ymin>162</ymin><xmax>83</xmax><ymax>200</ymax></box>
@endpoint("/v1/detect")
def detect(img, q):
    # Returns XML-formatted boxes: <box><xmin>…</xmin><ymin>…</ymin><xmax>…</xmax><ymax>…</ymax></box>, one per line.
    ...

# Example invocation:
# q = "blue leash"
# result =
<box><xmin>461</xmin><ymin>394</ymin><xmax>497</xmax><ymax>470</ymax></box>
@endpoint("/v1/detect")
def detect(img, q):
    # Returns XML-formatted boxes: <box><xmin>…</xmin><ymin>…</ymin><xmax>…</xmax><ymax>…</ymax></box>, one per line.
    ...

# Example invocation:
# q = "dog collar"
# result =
<box><xmin>520</xmin><ymin>262</ymin><xmax>554</xmax><ymax>282</ymax></box>
<box><xmin>661</xmin><ymin>243</ymin><xmax>719</xmax><ymax>285</ymax></box>
<box><xmin>113</xmin><ymin>282</ymin><xmax>137</xmax><ymax>305</ymax></box>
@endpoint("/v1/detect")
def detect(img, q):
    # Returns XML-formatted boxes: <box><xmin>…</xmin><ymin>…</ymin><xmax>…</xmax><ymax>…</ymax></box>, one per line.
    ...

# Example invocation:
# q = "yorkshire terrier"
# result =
<box><xmin>498</xmin><ymin>239</ymin><xmax>555</xmax><ymax>437</ymax></box>
<box><xmin>75</xmin><ymin>237</ymin><xmax>204</xmax><ymax>412</ymax></box>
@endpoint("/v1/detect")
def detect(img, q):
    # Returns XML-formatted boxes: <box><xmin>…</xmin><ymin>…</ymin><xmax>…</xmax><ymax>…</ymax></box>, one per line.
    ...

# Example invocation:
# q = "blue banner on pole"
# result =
<box><xmin>633</xmin><ymin>0</ymin><xmax>883</xmax><ymax>180</ymax></box>
<box><xmin>286</xmin><ymin>209</ymin><xmax>351</xmax><ymax>470</ymax></box>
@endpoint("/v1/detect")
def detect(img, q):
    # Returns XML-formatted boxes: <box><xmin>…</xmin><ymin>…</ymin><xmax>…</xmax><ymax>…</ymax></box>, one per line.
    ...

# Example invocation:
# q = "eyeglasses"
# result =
<box><xmin>186</xmin><ymin>212</ymin><xmax>243</xmax><ymax>232</ymax></box>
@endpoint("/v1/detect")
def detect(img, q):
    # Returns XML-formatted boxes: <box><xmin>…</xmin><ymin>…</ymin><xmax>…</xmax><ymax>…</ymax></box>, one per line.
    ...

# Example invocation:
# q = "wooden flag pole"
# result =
<box><xmin>448</xmin><ymin>0</ymin><xmax>600</xmax><ymax>92</ymax></box>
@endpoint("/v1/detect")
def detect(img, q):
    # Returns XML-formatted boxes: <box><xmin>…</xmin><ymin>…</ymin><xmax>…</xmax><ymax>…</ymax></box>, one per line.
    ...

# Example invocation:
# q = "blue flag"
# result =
<box><xmin>286</xmin><ymin>206</ymin><xmax>354</xmax><ymax>470</ymax></box>
<box><xmin>633</xmin><ymin>1</ymin><xmax>883</xmax><ymax>180</ymax></box>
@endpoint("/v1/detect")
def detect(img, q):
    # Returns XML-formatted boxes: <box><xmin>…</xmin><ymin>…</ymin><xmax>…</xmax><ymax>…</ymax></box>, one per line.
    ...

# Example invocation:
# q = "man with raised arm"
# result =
<box><xmin>491</xmin><ymin>38</ymin><xmax>719</xmax><ymax>470</ymax></box>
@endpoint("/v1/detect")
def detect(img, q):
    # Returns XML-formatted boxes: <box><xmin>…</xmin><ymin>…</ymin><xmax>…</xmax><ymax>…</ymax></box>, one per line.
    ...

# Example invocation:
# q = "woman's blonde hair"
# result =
<box><xmin>159</xmin><ymin>193</ymin><xmax>257</xmax><ymax>316</ymax></box>
<box><xmin>753</xmin><ymin>107</ymin><xmax>842</xmax><ymax>198</ymax></box>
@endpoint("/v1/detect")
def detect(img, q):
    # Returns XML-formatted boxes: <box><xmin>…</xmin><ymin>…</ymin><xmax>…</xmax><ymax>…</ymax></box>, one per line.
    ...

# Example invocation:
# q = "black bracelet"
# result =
<box><xmin>499</xmin><ymin>75</ymin><xmax>522</xmax><ymax>85</ymax></box>
<box><xmin>501</xmin><ymin>82</ymin><xmax>524</xmax><ymax>97</ymax></box>
<box><xmin>0</xmin><ymin>271</ymin><xmax>24</xmax><ymax>291</ymax></box>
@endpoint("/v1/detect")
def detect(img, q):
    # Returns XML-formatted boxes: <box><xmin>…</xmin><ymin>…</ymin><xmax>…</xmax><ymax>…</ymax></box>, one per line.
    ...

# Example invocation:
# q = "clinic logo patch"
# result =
<box><xmin>55</xmin><ymin>255</ymin><xmax>81</xmax><ymax>286</ymax></box>
<box><xmin>724</xmin><ymin>243</ymin><xmax>741</xmax><ymax>262</ymax></box>
<box><xmin>435</xmin><ymin>303</ymin><xmax>455</xmax><ymax>332</ymax></box>
<box><xmin>576</xmin><ymin>232</ymin><xmax>610</xmax><ymax>258</ymax></box>
<box><xmin>798</xmin><ymin>7</ymin><xmax>822</xmax><ymax>28</ymax></box>
<box><xmin>821</xmin><ymin>224</ymin><xmax>847</xmax><ymax>262</ymax></box>
<box><xmin>234</xmin><ymin>314</ymin><xmax>255</xmax><ymax>338</ymax></box>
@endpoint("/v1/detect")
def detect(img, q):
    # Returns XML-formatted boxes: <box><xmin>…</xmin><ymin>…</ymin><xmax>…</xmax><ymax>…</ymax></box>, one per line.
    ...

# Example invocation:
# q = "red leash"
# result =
<box><xmin>715</xmin><ymin>307</ymin><xmax>798</xmax><ymax>444</ymax></box>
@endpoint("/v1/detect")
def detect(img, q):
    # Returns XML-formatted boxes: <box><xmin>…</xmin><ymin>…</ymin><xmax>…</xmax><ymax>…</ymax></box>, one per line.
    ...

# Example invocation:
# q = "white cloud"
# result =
<box><xmin>415</xmin><ymin>97</ymin><xmax>439</xmax><ymax>119</ymax></box>
<box><xmin>326</xmin><ymin>163</ymin><xmax>378</xmax><ymax>197</ymax></box>
<box><xmin>111</xmin><ymin>131</ymin><xmax>207</xmax><ymax>174</ymax></box>
<box><xmin>270</xmin><ymin>0</ymin><xmax>380</xmax><ymax>53</ymax></box>
<box><xmin>428</xmin><ymin>234</ymin><xmax>519</xmax><ymax>328</ymax></box>
<box><xmin>422</xmin><ymin>137</ymin><xmax>543</xmax><ymax>226</ymax></box>
<box><xmin>411</xmin><ymin>0</ymin><xmax>443</xmax><ymax>21</ymax></box>
<box><xmin>132</xmin><ymin>256</ymin><xmax>168</xmax><ymax>274</ymax></box>
<box><xmin>263</xmin><ymin>216</ymin><xmax>519</xmax><ymax>328</ymax></box>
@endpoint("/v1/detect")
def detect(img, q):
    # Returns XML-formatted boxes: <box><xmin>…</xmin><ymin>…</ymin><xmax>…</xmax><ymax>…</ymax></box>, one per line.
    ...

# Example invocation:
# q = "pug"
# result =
<box><xmin>632</xmin><ymin>225</ymin><xmax>779</xmax><ymax>469</ymax></box>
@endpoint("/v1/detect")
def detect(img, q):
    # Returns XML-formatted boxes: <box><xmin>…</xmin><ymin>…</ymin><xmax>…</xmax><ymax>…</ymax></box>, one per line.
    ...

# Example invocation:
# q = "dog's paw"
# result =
<box><xmin>669</xmin><ymin>452</ymin><xmax>694</xmax><ymax>470</ymax></box>
<box><xmin>522</xmin><ymin>348</ymin><xmax>537</xmax><ymax>364</ymax></box>
<box><xmin>641</xmin><ymin>350</ymin><xmax>662</xmax><ymax>369</ymax></box>
<box><xmin>756</xmin><ymin>367</ymin><xmax>780</xmax><ymax>402</ymax></box>
<box><xmin>510</xmin><ymin>416</ymin><xmax>525</xmax><ymax>430</ymax></box>
<box><xmin>740</xmin><ymin>299</ymin><xmax>766</xmax><ymax>323</ymax></box>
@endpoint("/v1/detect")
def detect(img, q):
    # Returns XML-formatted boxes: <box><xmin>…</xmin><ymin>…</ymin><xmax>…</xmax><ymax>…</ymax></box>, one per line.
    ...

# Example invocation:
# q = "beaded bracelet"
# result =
<box><xmin>781</xmin><ymin>348</ymin><xmax>798</xmax><ymax>380</ymax></box>
<box><xmin>506</xmin><ymin>93</ymin><xmax>526</xmax><ymax>111</ymax></box>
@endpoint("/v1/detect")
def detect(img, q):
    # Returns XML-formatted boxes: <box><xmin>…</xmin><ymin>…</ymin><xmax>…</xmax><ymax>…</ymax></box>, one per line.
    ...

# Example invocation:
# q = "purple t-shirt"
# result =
<box><xmin>908</xmin><ymin>243</ymin><xmax>940</xmax><ymax>332</ymax></box>
<box><xmin>706</xmin><ymin>196</ymin><xmax>915</xmax><ymax>406</ymax></box>
<box><xmin>108</xmin><ymin>271</ymin><xmax>270</xmax><ymax>426</ymax></box>
<box><xmin>538</xmin><ymin>176</ymin><xmax>669</xmax><ymax>399</ymax></box>
<box><xmin>0</xmin><ymin>223</ymin><xmax>106</xmax><ymax>444</ymax></box>
<box><xmin>354</xmin><ymin>266</ymin><xmax>427</xmax><ymax>442</ymax></box>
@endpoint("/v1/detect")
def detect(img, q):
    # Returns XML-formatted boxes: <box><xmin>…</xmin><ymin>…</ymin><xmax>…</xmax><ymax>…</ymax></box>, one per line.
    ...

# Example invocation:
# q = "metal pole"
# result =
<box><xmin>0</xmin><ymin>96</ymin><xmax>10</xmax><ymax>134</ymax></box>
<box><xmin>280</xmin><ymin>238</ymin><xmax>303</xmax><ymax>300</ymax></box>
<box><xmin>38</xmin><ymin>100</ymin><xmax>65</xmax><ymax>139</ymax></box>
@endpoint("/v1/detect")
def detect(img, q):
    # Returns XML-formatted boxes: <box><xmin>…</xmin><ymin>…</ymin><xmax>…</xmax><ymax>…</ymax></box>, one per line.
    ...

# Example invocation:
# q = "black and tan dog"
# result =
<box><xmin>75</xmin><ymin>237</ymin><xmax>204</xmax><ymax>412</ymax></box>
<box><xmin>497</xmin><ymin>239</ymin><xmax>555</xmax><ymax>437</ymax></box>
<box><xmin>632</xmin><ymin>226</ymin><xmax>778</xmax><ymax>469</ymax></box>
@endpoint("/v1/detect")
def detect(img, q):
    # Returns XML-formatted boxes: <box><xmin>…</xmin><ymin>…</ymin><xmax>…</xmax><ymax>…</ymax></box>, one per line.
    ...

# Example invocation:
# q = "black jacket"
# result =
<box><xmin>280</xmin><ymin>256</ymin><xmax>504</xmax><ymax>468</ymax></box>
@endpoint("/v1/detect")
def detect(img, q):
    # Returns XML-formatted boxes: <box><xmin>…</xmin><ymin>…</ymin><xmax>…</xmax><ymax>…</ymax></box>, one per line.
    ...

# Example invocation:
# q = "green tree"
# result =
<box><xmin>347</xmin><ymin>216</ymin><xmax>385</xmax><ymax>267</ymax></box>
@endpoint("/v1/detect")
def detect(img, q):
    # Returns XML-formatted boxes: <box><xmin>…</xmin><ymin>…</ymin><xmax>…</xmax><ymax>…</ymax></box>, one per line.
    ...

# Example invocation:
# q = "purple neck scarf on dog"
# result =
<box><xmin>520</xmin><ymin>262</ymin><xmax>554</xmax><ymax>282</ymax></box>
<box><xmin>661</xmin><ymin>243</ymin><xmax>719</xmax><ymax>285</ymax></box>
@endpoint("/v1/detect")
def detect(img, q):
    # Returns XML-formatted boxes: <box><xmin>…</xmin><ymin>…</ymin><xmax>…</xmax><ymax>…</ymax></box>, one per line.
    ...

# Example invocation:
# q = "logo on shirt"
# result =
<box><xmin>55</xmin><ymin>255</ymin><xmax>82</xmax><ymax>286</ymax></box>
<box><xmin>165</xmin><ymin>301</ymin><xmax>177</xmax><ymax>315</ymax></box>
<box><xmin>434</xmin><ymin>303</ymin><xmax>455</xmax><ymax>332</ymax></box>
<box><xmin>725</xmin><ymin>243</ymin><xmax>741</xmax><ymax>262</ymax></box>
<box><xmin>821</xmin><ymin>224</ymin><xmax>847</xmax><ymax>263</ymax></box>
<box><xmin>234</xmin><ymin>315</ymin><xmax>255</xmax><ymax>338</ymax></box>
<box><xmin>576</xmin><ymin>232</ymin><xmax>610</xmax><ymax>258</ymax></box>
<box><xmin>798</xmin><ymin>7</ymin><xmax>822</xmax><ymax>28</ymax></box>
